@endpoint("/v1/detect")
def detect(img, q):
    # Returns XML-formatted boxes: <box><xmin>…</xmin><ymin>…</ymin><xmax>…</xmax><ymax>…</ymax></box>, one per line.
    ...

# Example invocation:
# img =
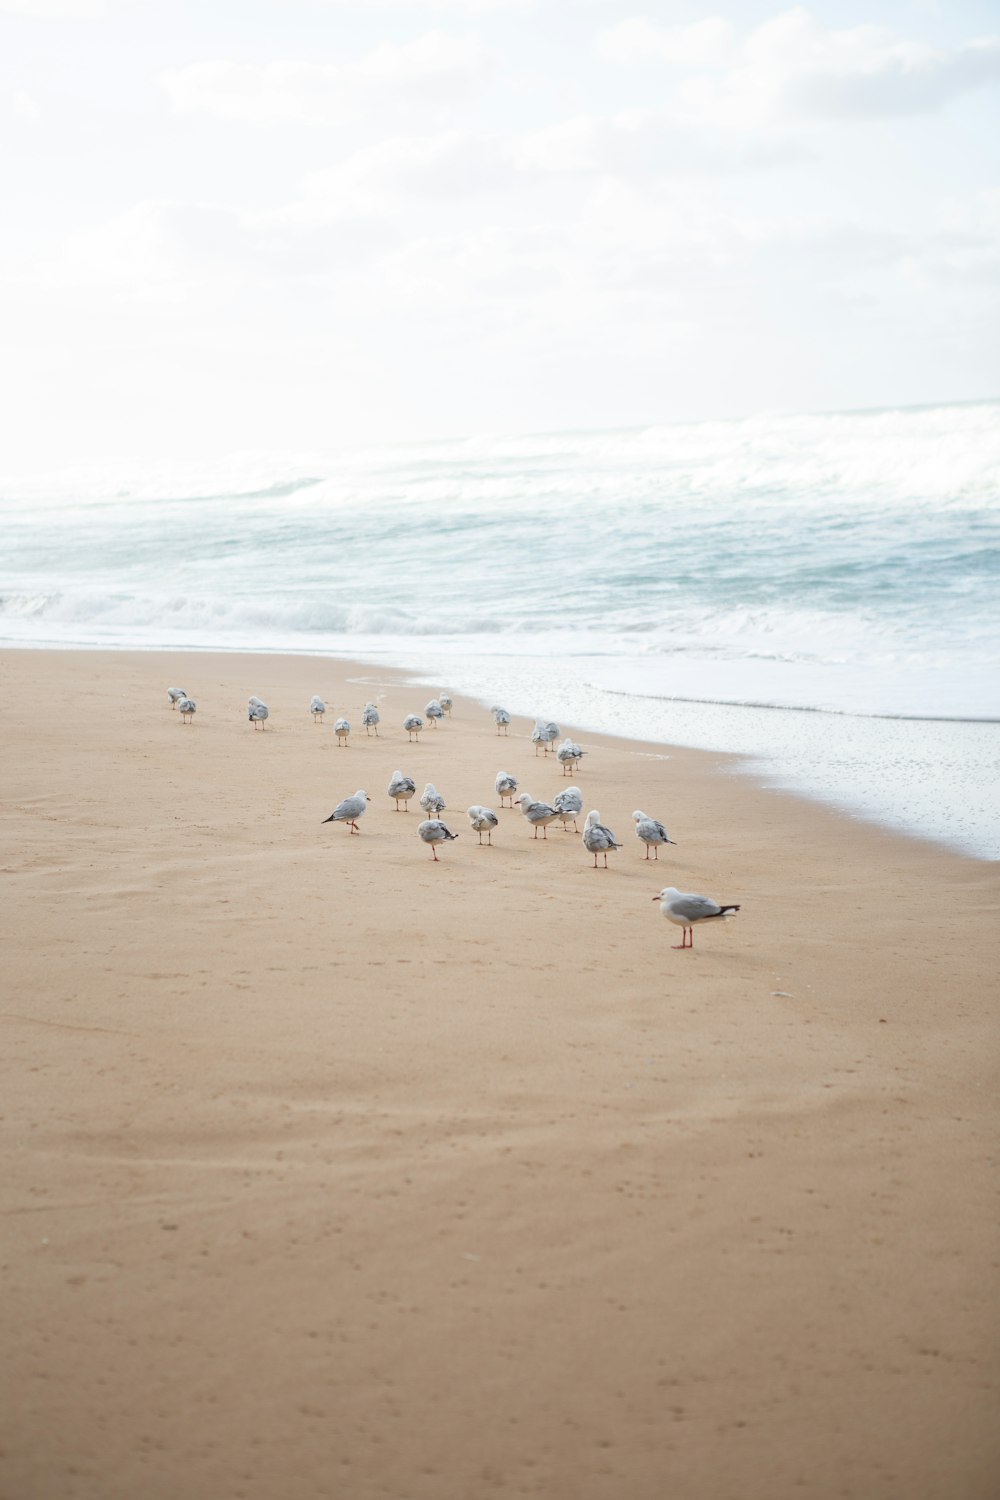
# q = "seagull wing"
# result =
<box><xmin>670</xmin><ymin>894</ymin><xmax>723</xmax><ymax>921</ymax></box>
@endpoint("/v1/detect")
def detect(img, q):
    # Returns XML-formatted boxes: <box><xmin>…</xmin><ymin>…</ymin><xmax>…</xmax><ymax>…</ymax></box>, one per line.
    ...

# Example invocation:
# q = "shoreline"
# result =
<box><xmin>2</xmin><ymin>646</ymin><xmax>998</xmax><ymax>1500</ymax></box>
<box><xmin>3</xmin><ymin>641</ymin><xmax>997</xmax><ymax>861</ymax></box>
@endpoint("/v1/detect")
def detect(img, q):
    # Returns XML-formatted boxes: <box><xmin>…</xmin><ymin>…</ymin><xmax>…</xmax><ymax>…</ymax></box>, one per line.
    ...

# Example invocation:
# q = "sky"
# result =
<box><xmin>1</xmin><ymin>0</ymin><xmax>998</xmax><ymax>468</ymax></box>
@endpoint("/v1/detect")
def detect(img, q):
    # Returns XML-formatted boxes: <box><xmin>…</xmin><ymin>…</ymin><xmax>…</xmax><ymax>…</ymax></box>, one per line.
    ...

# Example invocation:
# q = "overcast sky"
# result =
<box><xmin>1</xmin><ymin>0</ymin><xmax>998</xmax><ymax>468</ymax></box>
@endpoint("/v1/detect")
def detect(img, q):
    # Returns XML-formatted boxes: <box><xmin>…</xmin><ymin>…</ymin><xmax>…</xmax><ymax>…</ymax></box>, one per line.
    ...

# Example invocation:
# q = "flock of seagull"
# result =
<box><xmin>166</xmin><ymin>684</ymin><xmax>740</xmax><ymax>949</ymax></box>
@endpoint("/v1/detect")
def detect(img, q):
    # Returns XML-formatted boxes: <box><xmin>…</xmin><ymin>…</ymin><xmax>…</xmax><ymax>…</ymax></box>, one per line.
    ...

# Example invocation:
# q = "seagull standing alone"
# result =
<box><xmin>403</xmin><ymin>714</ymin><xmax>423</xmax><ymax>741</ymax></box>
<box><xmin>310</xmin><ymin>696</ymin><xmax>326</xmax><ymax>723</ymax></box>
<box><xmin>632</xmin><ymin>811</ymin><xmax>675</xmax><ymax>860</ymax></box>
<box><xmin>323</xmin><ymin>789</ymin><xmax>370</xmax><ymax>835</ymax></box>
<box><xmin>495</xmin><ymin>771</ymin><xmax>519</xmax><ymax>808</ymax></box>
<box><xmin>333</xmin><ymin>716</ymin><xmax>351</xmax><ymax>746</ymax></box>
<box><xmin>362</xmin><ymin>703</ymin><xmax>380</xmax><ymax>736</ymax></box>
<box><xmin>248</xmin><ymin>698</ymin><xmax>269</xmax><ymax>730</ymax></box>
<box><xmin>418</xmin><ymin>819</ymin><xmax>459</xmax><ymax>861</ymax></box>
<box><xmin>653</xmin><ymin>886</ymin><xmax>740</xmax><ymax>949</ymax></box>
<box><xmin>491</xmin><ymin>706</ymin><xmax>511</xmax><ymax>736</ymax></box>
<box><xmin>467</xmin><ymin>805</ymin><xmax>499</xmax><ymax>844</ymax></box>
<box><xmin>582</xmin><ymin>809</ymin><xmax>621</xmax><ymax>868</ymax></box>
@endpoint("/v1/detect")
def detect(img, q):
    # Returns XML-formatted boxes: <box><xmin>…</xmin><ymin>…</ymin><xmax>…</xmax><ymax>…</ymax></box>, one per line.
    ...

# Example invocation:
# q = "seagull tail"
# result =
<box><xmin>719</xmin><ymin>904</ymin><xmax>740</xmax><ymax>917</ymax></box>
<box><xmin>321</xmin><ymin>813</ymin><xmax>337</xmax><ymax>823</ymax></box>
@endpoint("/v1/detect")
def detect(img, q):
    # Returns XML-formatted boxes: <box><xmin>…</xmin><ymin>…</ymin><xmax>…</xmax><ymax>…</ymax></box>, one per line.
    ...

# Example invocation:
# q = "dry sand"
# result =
<box><xmin>1</xmin><ymin>647</ymin><xmax>998</xmax><ymax>1500</ymax></box>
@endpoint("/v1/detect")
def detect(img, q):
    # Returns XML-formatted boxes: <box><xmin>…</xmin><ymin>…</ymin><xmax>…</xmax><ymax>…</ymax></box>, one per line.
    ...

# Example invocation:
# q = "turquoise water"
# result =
<box><xmin>1</xmin><ymin>400</ymin><xmax>998</xmax><ymax>856</ymax></box>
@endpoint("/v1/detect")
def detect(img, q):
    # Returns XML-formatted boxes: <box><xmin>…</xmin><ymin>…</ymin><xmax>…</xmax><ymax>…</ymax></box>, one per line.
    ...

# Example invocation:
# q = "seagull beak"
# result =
<box><xmin>651</xmin><ymin>894</ymin><xmax>661</xmax><ymax>901</ymax></box>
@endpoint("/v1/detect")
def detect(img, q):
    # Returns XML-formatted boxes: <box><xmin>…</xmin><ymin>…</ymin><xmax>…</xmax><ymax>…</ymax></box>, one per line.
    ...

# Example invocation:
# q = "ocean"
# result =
<box><xmin>2</xmin><ymin>399</ymin><xmax>998</xmax><ymax>859</ymax></box>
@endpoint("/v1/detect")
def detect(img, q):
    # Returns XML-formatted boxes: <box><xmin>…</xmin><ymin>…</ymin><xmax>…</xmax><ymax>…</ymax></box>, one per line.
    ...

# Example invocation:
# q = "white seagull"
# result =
<box><xmin>553</xmin><ymin>786</ymin><xmax>583</xmax><ymax>831</ymax></box>
<box><xmin>323</xmin><ymin>789</ymin><xmax>370</xmax><ymax>835</ymax></box>
<box><xmin>467</xmin><ymin>805</ymin><xmax>499</xmax><ymax>844</ymax></box>
<box><xmin>632</xmin><ymin>810</ymin><xmax>675</xmax><ymax>860</ymax></box>
<box><xmin>419</xmin><ymin>782</ymin><xmax>446</xmax><ymax>816</ymax></box>
<box><xmin>515</xmin><ymin>792</ymin><xmax>560</xmax><ymax>839</ymax></box>
<box><xmin>167</xmin><ymin>686</ymin><xmax>187</xmax><ymax>709</ymax></box>
<box><xmin>556</xmin><ymin>738</ymin><xmax>586</xmax><ymax>776</ymax></box>
<box><xmin>333</xmin><ymin>716</ymin><xmax>351</xmax><ymax>746</ymax></box>
<box><xmin>248</xmin><ymin>698</ymin><xmax>269</xmax><ymax>730</ymax></box>
<box><xmin>425</xmin><ymin>699</ymin><xmax>445</xmax><ymax>727</ymax></box>
<box><xmin>439</xmin><ymin>693</ymin><xmax>453</xmax><ymax>716</ymax></box>
<box><xmin>388</xmin><ymin>770</ymin><xmax>417</xmax><ymax>810</ymax></box>
<box><xmin>403</xmin><ymin>714</ymin><xmax>423</xmax><ymax>741</ymax></box>
<box><xmin>362</xmin><ymin>702</ymin><xmax>380</xmax><ymax>736</ymax></box>
<box><xmin>495</xmin><ymin>771</ymin><xmax>519</xmax><ymax>808</ymax></box>
<box><xmin>177</xmin><ymin>697</ymin><xmax>197</xmax><ymax>724</ymax></box>
<box><xmin>310</xmin><ymin>696</ymin><xmax>326</xmax><ymax>723</ymax></box>
<box><xmin>418</xmin><ymin>818</ymin><xmax>459</xmax><ymax>861</ymax></box>
<box><xmin>653</xmin><ymin>886</ymin><xmax>740</xmax><ymax>949</ymax></box>
<box><xmin>582</xmin><ymin>809</ymin><xmax>621</xmax><ymax>868</ymax></box>
<box><xmin>491</xmin><ymin>706</ymin><xmax>511</xmax><ymax>735</ymax></box>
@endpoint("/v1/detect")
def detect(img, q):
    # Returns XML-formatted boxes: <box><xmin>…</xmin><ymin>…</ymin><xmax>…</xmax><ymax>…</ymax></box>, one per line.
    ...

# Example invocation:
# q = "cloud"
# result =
<box><xmin>300</xmin><ymin>132</ymin><xmax>513</xmax><ymax>207</ymax></box>
<box><xmin>593</xmin><ymin>17</ymin><xmax>736</xmax><ymax>68</ymax></box>
<box><xmin>160</xmin><ymin>32</ymin><xmax>494</xmax><ymax>126</ymax></box>
<box><xmin>512</xmin><ymin>110</ymin><xmax>805</xmax><ymax>176</ymax></box>
<box><xmin>8</xmin><ymin>89</ymin><xmax>42</xmax><ymax>119</ymax></box>
<box><xmin>596</xmin><ymin>7</ymin><xmax>1000</xmax><ymax>125</ymax></box>
<box><xmin>40</xmin><ymin>200</ymin><xmax>190</xmax><ymax>296</ymax></box>
<box><xmin>316</xmin><ymin>0</ymin><xmax>530</xmax><ymax>9</ymax></box>
<box><xmin>0</xmin><ymin>0</ymin><xmax>110</xmax><ymax>13</ymax></box>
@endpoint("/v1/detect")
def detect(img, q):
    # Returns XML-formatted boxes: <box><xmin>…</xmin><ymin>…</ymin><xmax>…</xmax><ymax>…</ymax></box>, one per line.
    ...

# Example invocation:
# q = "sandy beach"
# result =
<box><xmin>2</xmin><ymin>647</ymin><xmax>997</xmax><ymax>1500</ymax></box>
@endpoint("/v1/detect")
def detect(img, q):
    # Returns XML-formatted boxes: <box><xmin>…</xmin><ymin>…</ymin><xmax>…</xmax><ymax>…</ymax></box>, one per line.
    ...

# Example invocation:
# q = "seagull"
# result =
<box><xmin>310</xmin><ymin>696</ymin><xmax>326</xmax><ymax>723</ymax></box>
<box><xmin>582</xmin><ymin>809</ymin><xmax>621</xmax><ymax>868</ymax></box>
<box><xmin>425</xmin><ymin>699</ymin><xmax>445</xmax><ymax>727</ymax></box>
<box><xmin>632</xmin><ymin>811</ymin><xmax>675</xmax><ymax>860</ymax></box>
<box><xmin>362</xmin><ymin>702</ymin><xmax>380</xmax><ymax>737</ymax></box>
<box><xmin>419</xmin><ymin>782</ymin><xmax>446</xmax><ymax>816</ymax></box>
<box><xmin>515</xmin><ymin>792</ymin><xmax>560</xmax><ymax>839</ymax></box>
<box><xmin>653</xmin><ymin>886</ymin><xmax>740</xmax><ymax>949</ymax></box>
<box><xmin>532</xmin><ymin>720</ymin><xmax>560</xmax><ymax>755</ymax></box>
<box><xmin>491</xmin><ymin>706</ymin><xmax>511</xmax><ymax>736</ymax></box>
<box><xmin>333</xmin><ymin>716</ymin><xmax>351</xmax><ymax>746</ymax></box>
<box><xmin>388</xmin><ymin>770</ymin><xmax>417</xmax><ymax>810</ymax></box>
<box><xmin>495</xmin><ymin>771</ymin><xmax>519</xmax><ymax>808</ymax></box>
<box><xmin>556</xmin><ymin>738</ymin><xmax>586</xmax><ymax>776</ymax></box>
<box><xmin>418</xmin><ymin>818</ymin><xmax>459</xmax><ymax>861</ymax></box>
<box><xmin>322</xmin><ymin>789</ymin><xmax>370</xmax><ymax>835</ymax></box>
<box><xmin>177</xmin><ymin>697</ymin><xmax>196</xmax><ymax>724</ymax></box>
<box><xmin>167</xmin><ymin>686</ymin><xmax>187</xmax><ymax>709</ymax></box>
<box><xmin>439</xmin><ymin>693</ymin><xmax>453</xmax><ymax>716</ymax></box>
<box><xmin>467</xmin><ymin>805</ymin><xmax>499</xmax><ymax>844</ymax></box>
<box><xmin>403</xmin><ymin>714</ymin><xmax>423</xmax><ymax>741</ymax></box>
<box><xmin>248</xmin><ymin>698</ymin><xmax>269</xmax><ymax>730</ymax></box>
<box><xmin>553</xmin><ymin>786</ymin><xmax>583</xmax><ymax>831</ymax></box>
